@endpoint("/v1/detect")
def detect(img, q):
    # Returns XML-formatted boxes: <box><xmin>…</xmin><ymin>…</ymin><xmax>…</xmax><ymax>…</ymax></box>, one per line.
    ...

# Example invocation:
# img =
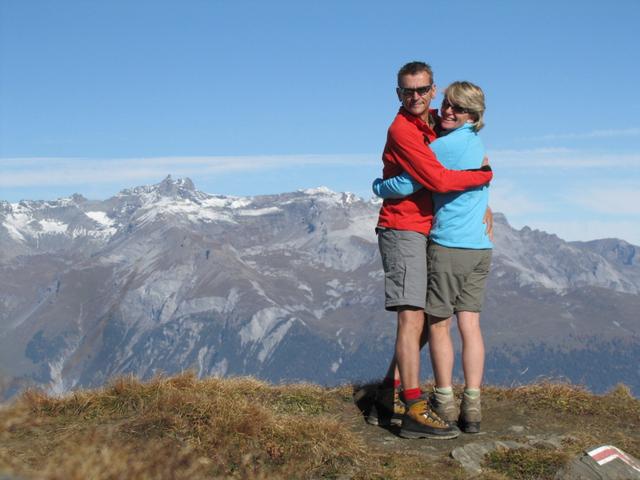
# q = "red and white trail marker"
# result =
<box><xmin>587</xmin><ymin>445</ymin><xmax>640</xmax><ymax>473</ymax></box>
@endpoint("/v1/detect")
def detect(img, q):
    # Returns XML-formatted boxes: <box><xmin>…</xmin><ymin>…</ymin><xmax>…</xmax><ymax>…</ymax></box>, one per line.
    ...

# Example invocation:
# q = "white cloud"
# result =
<box><xmin>564</xmin><ymin>185</ymin><xmax>640</xmax><ymax>215</ymax></box>
<box><xmin>490</xmin><ymin>181</ymin><xmax>640</xmax><ymax>244</ymax></box>
<box><xmin>490</xmin><ymin>181</ymin><xmax>549</xmax><ymax>217</ymax></box>
<box><xmin>489</xmin><ymin>148</ymin><xmax>640</xmax><ymax>169</ymax></box>
<box><xmin>0</xmin><ymin>154</ymin><xmax>378</xmax><ymax>187</ymax></box>
<box><xmin>521</xmin><ymin>127</ymin><xmax>640</xmax><ymax>141</ymax></box>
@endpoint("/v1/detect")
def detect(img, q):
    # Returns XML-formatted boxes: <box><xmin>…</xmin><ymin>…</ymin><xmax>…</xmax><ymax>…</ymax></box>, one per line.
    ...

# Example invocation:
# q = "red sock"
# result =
<box><xmin>402</xmin><ymin>388</ymin><xmax>422</xmax><ymax>403</ymax></box>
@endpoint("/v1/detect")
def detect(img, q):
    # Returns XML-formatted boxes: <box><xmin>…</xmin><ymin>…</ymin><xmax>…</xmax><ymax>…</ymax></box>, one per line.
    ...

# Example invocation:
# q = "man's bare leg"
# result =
<box><xmin>368</xmin><ymin>308</ymin><xmax>426</xmax><ymax>427</ymax></box>
<box><xmin>395</xmin><ymin>308</ymin><xmax>426</xmax><ymax>392</ymax></box>
<box><xmin>387</xmin><ymin>318</ymin><xmax>429</xmax><ymax>383</ymax></box>
<box><xmin>456</xmin><ymin>311</ymin><xmax>484</xmax><ymax>389</ymax></box>
<box><xmin>428</xmin><ymin>315</ymin><xmax>454</xmax><ymax>388</ymax></box>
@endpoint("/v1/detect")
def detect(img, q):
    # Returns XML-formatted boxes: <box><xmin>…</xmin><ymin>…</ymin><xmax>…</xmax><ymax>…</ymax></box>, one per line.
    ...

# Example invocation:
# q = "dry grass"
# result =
<box><xmin>484</xmin><ymin>446</ymin><xmax>570</xmax><ymax>480</ymax></box>
<box><xmin>486</xmin><ymin>381</ymin><xmax>640</xmax><ymax>422</ymax></box>
<box><xmin>1</xmin><ymin>375</ymin><xmax>638</xmax><ymax>479</ymax></box>
<box><xmin>0</xmin><ymin>373</ymin><xmax>367</xmax><ymax>479</ymax></box>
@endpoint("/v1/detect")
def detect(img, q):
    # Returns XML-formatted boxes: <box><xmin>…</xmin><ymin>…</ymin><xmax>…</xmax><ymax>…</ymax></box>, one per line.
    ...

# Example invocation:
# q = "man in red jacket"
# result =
<box><xmin>369</xmin><ymin>61</ymin><xmax>493</xmax><ymax>439</ymax></box>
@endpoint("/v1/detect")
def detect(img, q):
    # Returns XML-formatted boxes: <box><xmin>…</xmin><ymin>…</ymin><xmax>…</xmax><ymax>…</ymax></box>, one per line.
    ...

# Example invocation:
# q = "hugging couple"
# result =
<box><xmin>368</xmin><ymin>61</ymin><xmax>493</xmax><ymax>440</ymax></box>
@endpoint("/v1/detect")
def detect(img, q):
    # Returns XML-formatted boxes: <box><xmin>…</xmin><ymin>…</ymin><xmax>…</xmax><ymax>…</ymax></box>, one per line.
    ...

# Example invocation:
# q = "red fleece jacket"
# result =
<box><xmin>376</xmin><ymin>108</ymin><xmax>493</xmax><ymax>235</ymax></box>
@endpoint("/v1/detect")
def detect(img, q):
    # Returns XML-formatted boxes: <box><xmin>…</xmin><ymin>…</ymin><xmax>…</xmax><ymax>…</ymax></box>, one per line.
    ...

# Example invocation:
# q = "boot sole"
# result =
<box><xmin>399</xmin><ymin>428</ymin><xmax>460</xmax><ymax>440</ymax></box>
<box><xmin>460</xmin><ymin>421</ymin><xmax>480</xmax><ymax>433</ymax></box>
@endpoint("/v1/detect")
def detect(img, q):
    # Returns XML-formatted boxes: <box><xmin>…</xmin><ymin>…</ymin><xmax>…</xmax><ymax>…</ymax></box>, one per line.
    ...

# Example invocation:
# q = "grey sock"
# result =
<box><xmin>435</xmin><ymin>386</ymin><xmax>454</xmax><ymax>396</ymax></box>
<box><xmin>464</xmin><ymin>388</ymin><xmax>481</xmax><ymax>399</ymax></box>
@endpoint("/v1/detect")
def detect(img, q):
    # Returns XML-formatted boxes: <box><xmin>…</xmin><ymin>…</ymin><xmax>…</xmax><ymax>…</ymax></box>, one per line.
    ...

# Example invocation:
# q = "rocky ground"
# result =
<box><xmin>348</xmin><ymin>383</ymin><xmax>640</xmax><ymax>479</ymax></box>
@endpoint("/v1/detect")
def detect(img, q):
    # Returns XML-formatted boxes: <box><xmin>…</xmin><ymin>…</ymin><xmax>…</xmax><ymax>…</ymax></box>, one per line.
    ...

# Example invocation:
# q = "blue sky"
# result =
<box><xmin>1</xmin><ymin>0</ymin><xmax>639</xmax><ymax>244</ymax></box>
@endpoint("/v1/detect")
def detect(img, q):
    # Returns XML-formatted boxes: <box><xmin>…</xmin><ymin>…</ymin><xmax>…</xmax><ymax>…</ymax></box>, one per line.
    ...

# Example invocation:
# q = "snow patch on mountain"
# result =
<box><xmin>37</xmin><ymin>219</ymin><xmax>68</xmax><ymax>234</ymax></box>
<box><xmin>70</xmin><ymin>226</ymin><xmax>118</xmax><ymax>240</ymax></box>
<box><xmin>85</xmin><ymin>211</ymin><xmax>115</xmax><ymax>227</ymax></box>
<box><xmin>135</xmin><ymin>198</ymin><xmax>237</xmax><ymax>226</ymax></box>
<box><xmin>237</xmin><ymin>207</ymin><xmax>282</xmax><ymax>216</ymax></box>
<box><xmin>3</xmin><ymin>213</ymin><xmax>69</xmax><ymax>240</ymax></box>
<box><xmin>301</xmin><ymin>186</ymin><xmax>360</xmax><ymax>207</ymax></box>
<box><xmin>302</xmin><ymin>186</ymin><xmax>334</xmax><ymax>196</ymax></box>
<box><xmin>200</xmin><ymin>196</ymin><xmax>252</xmax><ymax>210</ymax></box>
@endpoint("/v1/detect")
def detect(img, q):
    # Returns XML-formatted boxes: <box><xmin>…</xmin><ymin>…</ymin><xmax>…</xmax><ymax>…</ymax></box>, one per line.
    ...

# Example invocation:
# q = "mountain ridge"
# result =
<box><xmin>1</xmin><ymin>176</ymin><xmax>639</xmax><ymax>398</ymax></box>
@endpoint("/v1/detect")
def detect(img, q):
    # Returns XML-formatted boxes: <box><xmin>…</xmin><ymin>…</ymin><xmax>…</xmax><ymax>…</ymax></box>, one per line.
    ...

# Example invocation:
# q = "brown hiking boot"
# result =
<box><xmin>429</xmin><ymin>390</ymin><xmax>460</xmax><ymax>427</ymax></box>
<box><xmin>366</xmin><ymin>387</ymin><xmax>405</xmax><ymax>427</ymax></box>
<box><xmin>399</xmin><ymin>399</ymin><xmax>460</xmax><ymax>439</ymax></box>
<box><xmin>459</xmin><ymin>393</ymin><xmax>481</xmax><ymax>433</ymax></box>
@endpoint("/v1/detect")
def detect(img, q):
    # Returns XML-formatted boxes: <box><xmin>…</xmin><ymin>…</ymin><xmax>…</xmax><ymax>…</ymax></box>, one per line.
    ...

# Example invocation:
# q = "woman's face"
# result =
<box><xmin>440</xmin><ymin>97</ymin><xmax>473</xmax><ymax>131</ymax></box>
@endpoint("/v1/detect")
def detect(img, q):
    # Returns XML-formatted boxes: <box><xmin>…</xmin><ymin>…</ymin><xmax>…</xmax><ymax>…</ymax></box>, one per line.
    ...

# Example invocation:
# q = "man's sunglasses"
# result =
<box><xmin>442</xmin><ymin>98</ymin><xmax>472</xmax><ymax>114</ymax></box>
<box><xmin>397</xmin><ymin>85</ymin><xmax>433</xmax><ymax>97</ymax></box>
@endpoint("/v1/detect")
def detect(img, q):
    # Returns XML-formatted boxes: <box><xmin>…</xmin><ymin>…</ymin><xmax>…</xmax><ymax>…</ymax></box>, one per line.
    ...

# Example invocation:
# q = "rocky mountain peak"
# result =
<box><xmin>155</xmin><ymin>175</ymin><xmax>196</xmax><ymax>197</ymax></box>
<box><xmin>573</xmin><ymin>238</ymin><xmax>638</xmax><ymax>267</ymax></box>
<box><xmin>117</xmin><ymin>175</ymin><xmax>203</xmax><ymax>203</ymax></box>
<box><xmin>157</xmin><ymin>175</ymin><xmax>196</xmax><ymax>196</ymax></box>
<box><xmin>298</xmin><ymin>186</ymin><xmax>366</xmax><ymax>208</ymax></box>
<box><xmin>70</xmin><ymin>193</ymin><xmax>88</xmax><ymax>204</ymax></box>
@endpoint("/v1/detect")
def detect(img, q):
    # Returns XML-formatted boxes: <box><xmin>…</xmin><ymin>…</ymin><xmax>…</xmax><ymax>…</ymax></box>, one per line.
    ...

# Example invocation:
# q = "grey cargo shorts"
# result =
<box><xmin>377</xmin><ymin>228</ymin><xmax>428</xmax><ymax>311</ymax></box>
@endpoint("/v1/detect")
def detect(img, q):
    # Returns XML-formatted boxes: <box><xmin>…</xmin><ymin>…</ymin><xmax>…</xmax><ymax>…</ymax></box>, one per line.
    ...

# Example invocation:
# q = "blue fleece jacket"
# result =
<box><xmin>372</xmin><ymin>123</ymin><xmax>492</xmax><ymax>249</ymax></box>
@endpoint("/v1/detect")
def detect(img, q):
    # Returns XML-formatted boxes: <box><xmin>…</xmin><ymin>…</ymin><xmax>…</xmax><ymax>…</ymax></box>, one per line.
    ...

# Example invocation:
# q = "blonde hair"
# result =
<box><xmin>444</xmin><ymin>81</ymin><xmax>485</xmax><ymax>132</ymax></box>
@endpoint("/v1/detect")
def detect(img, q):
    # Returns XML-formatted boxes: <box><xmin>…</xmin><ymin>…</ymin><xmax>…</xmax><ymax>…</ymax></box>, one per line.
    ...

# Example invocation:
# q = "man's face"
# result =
<box><xmin>397</xmin><ymin>72</ymin><xmax>436</xmax><ymax>122</ymax></box>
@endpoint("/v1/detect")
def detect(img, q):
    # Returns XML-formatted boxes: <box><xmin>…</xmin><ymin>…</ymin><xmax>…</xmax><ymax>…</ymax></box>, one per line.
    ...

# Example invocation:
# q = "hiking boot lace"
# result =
<box><xmin>416</xmin><ymin>402</ymin><xmax>447</xmax><ymax>427</ymax></box>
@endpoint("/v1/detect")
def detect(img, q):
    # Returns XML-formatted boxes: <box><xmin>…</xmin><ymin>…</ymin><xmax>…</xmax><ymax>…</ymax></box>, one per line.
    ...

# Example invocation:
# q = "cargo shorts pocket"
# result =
<box><xmin>378</xmin><ymin>229</ymin><xmax>409</xmax><ymax>301</ymax></box>
<box><xmin>383</xmin><ymin>255</ymin><xmax>407</xmax><ymax>300</ymax></box>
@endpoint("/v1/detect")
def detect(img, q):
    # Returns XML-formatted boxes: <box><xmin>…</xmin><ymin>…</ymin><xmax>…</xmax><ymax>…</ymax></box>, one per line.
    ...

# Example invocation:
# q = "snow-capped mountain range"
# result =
<box><xmin>1</xmin><ymin>176</ymin><xmax>639</xmax><ymax>398</ymax></box>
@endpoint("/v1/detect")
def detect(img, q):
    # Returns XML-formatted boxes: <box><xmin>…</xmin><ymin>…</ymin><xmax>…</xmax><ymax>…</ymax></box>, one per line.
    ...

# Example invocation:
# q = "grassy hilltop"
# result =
<box><xmin>0</xmin><ymin>373</ymin><xmax>639</xmax><ymax>479</ymax></box>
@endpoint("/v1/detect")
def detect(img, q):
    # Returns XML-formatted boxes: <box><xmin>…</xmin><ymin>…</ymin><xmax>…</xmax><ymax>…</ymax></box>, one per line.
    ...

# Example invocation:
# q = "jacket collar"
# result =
<box><xmin>399</xmin><ymin>107</ymin><xmax>438</xmax><ymax>139</ymax></box>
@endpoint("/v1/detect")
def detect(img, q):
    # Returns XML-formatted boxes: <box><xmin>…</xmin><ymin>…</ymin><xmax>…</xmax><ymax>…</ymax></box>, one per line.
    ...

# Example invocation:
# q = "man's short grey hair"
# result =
<box><xmin>397</xmin><ymin>61</ymin><xmax>433</xmax><ymax>86</ymax></box>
